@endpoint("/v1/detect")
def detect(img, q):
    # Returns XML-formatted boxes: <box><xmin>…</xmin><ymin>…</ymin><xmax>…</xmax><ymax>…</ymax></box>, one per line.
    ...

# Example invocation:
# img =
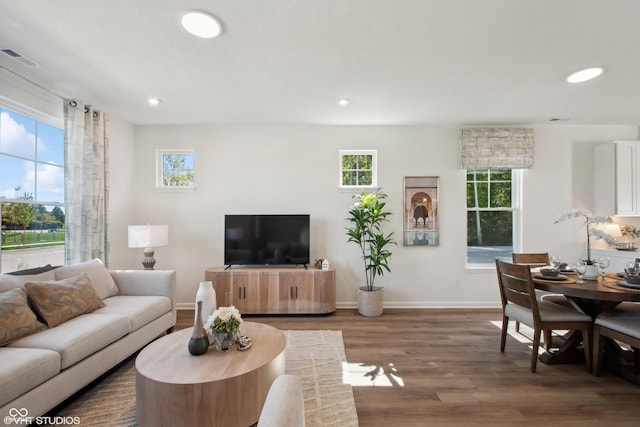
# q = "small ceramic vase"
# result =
<box><xmin>188</xmin><ymin>301</ymin><xmax>209</xmax><ymax>356</ymax></box>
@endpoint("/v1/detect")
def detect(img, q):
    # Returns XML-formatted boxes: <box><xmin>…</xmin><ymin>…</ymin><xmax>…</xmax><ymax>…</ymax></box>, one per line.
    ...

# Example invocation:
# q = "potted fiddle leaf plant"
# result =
<box><xmin>346</xmin><ymin>190</ymin><xmax>396</xmax><ymax>316</ymax></box>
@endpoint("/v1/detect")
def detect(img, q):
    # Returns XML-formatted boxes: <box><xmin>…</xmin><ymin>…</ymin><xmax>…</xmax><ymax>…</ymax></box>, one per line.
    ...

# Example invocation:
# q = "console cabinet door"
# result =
<box><xmin>260</xmin><ymin>271</ymin><xmax>282</xmax><ymax>313</ymax></box>
<box><xmin>312</xmin><ymin>270</ymin><xmax>337</xmax><ymax>313</ymax></box>
<box><xmin>205</xmin><ymin>268</ymin><xmax>335</xmax><ymax>314</ymax></box>
<box><xmin>279</xmin><ymin>271</ymin><xmax>315</xmax><ymax>313</ymax></box>
<box><xmin>231</xmin><ymin>271</ymin><xmax>262</xmax><ymax>313</ymax></box>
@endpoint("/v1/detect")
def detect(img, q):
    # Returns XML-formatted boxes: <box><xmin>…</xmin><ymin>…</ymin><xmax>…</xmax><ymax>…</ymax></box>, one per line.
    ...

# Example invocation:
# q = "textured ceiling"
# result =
<box><xmin>0</xmin><ymin>0</ymin><xmax>639</xmax><ymax>126</ymax></box>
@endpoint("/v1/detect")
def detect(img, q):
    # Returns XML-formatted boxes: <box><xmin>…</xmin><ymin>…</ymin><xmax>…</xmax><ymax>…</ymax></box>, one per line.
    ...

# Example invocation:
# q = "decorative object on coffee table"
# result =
<box><xmin>237</xmin><ymin>332</ymin><xmax>253</xmax><ymax>351</ymax></box>
<box><xmin>194</xmin><ymin>281</ymin><xmax>216</xmax><ymax>339</ymax></box>
<box><xmin>206</xmin><ymin>305</ymin><xmax>243</xmax><ymax>352</ymax></box>
<box><xmin>213</xmin><ymin>330</ymin><xmax>238</xmax><ymax>352</ymax></box>
<box><xmin>188</xmin><ymin>301</ymin><xmax>209</xmax><ymax>355</ymax></box>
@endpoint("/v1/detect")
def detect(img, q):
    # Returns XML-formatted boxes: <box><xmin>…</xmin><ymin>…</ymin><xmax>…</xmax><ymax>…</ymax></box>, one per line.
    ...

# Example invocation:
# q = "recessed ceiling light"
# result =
<box><xmin>180</xmin><ymin>11</ymin><xmax>222</xmax><ymax>38</ymax></box>
<box><xmin>566</xmin><ymin>67</ymin><xmax>604</xmax><ymax>83</ymax></box>
<box><xmin>338</xmin><ymin>98</ymin><xmax>350</xmax><ymax>106</ymax></box>
<box><xmin>148</xmin><ymin>98</ymin><xmax>162</xmax><ymax>106</ymax></box>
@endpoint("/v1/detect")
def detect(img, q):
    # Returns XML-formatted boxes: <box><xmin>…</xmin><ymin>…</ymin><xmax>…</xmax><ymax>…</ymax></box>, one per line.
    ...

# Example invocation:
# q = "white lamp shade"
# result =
<box><xmin>128</xmin><ymin>225</ymin><xmax>169</xmax><ymax>248</ymax></box>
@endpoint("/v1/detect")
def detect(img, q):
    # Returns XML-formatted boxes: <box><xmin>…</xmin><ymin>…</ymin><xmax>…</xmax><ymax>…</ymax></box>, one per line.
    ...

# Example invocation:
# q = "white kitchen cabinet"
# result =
<box><xmin>594</xmin><ymin>141</ymin><xmax>640</xmax><ymax>216</ymax></box>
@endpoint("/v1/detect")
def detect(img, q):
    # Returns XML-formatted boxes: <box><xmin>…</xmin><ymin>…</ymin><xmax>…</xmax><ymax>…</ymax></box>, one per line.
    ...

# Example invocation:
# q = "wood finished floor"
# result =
<box><xmin>177</xmin><ymin>308</ymin><xmax>640</xmax><ymax>427</ymax></box>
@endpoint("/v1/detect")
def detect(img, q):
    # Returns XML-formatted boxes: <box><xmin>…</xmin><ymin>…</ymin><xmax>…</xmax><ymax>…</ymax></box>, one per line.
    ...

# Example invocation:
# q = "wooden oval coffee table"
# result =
<box><xmin>135</xmin><ymin>322</ymin><xmax>286</xmax><ymax>427</ymax></box>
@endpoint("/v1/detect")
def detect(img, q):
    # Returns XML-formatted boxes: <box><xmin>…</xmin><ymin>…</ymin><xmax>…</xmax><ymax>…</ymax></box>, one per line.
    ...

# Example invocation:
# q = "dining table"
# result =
<box><xmin>532</xmin><ymin>270</ymin><xmax>640</xmax><ymax>384</ymax></box>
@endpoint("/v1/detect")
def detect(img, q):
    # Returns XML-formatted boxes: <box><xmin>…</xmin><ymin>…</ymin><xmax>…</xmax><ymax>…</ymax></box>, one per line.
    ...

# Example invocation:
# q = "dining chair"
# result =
<box><xmin>511</xmin><ymin>252</ymin><xmax>571</xmax><ymax>349</ymax></box>
<box><xmin>495</xmin><ymin>259</ymin><xmax>593</xmax><ymax>373</ymax></box>
<box><xmin>593</xmin><ymin>302</ymin><xmax>640</xmax><ymax>377</ymax></box>
<box><xmin>511</xmin><ymin>252</ymin><xmax>550</xmax><ymax>266</ymax></box>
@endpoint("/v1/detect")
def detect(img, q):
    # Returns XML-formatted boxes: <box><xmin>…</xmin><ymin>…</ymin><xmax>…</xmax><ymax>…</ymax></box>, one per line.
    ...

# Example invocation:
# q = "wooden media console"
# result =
<box><xmin>204</xmin><ymin>267</ymin><xmax>336</xmax><ymax>314</ymax></box>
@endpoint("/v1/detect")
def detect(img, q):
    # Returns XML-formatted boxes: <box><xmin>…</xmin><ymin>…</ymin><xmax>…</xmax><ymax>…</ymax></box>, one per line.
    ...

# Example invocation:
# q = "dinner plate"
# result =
<box><xmin>534</xmin><ymin>273</ymin><xmax>568</xmax><ymax>281</ymax></box>
<box><xmin>617</xmin><ymin>280</ymin><xmax>640</xmax><ymax>290</ymax></box>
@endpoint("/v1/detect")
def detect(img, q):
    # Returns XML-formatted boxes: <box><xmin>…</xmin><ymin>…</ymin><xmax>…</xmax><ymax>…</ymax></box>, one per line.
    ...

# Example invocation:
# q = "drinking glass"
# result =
<box><xmin>575</xmin><ymin>260</ymin><xmax>587</xmax><ymax>284</ymax></box>
<box><xmin>550</xmin><ymin>255</ymin><xmax>562</xmax><ymax>270</ymax></box>
<box><xmin>597</xmin><ymin>256</ymin><xmax>610</xmax><ymax>277</ymax></box>
<box><xmin>624</xmin><ymin>261</ymin><xmax>639</xmax><ymax>277</ymax></box>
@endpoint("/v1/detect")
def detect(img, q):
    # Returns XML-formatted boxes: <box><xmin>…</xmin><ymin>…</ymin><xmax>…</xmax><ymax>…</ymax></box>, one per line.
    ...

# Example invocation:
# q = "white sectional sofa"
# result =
<box><xmin>0</xmin><ymin>259</ymin><xmax>176</xmax><ymax>422</ymax></box>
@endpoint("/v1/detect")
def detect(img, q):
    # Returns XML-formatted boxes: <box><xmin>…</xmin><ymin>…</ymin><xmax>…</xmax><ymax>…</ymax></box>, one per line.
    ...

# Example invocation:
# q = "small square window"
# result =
<box><xmin>156</xmin><ymin>149</ymin><xmax>195</xmax><ymax>191</ymax></box>
<box><xmin>339</xmin><ymin>150</ymin><xmax>377</xmax><ymax>189</ymax></box>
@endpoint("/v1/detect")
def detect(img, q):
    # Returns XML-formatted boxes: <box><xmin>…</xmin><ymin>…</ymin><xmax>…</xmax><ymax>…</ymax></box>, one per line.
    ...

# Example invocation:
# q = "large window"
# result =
<box><xmin>466</xmin><ymin>169</ymin><xmax>520</xmax><ymax>265</ymax></box>
<box><xmin>0</xmin><ymin>107</ymin><xmax>65</xmax><ymax>272</ymax></box>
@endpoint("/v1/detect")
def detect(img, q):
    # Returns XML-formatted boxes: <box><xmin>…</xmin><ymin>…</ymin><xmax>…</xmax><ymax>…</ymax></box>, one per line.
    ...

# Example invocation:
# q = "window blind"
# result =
<box><xmin>460</xmin><ymin>128</ymin><xmax>534</xmax><ymax>169</ymax></box>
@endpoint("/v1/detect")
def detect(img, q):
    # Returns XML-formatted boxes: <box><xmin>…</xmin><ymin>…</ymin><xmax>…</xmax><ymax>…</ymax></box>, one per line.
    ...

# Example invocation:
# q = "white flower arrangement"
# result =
<box><xmin>554</xmin><ymin>208</ymin><xmax>614</xmax><ymax>264</ymax></box>
<box><xmin>206</xmin><ymin>305</ymin><xmax>243</xmax><ymax>333</ymax></box>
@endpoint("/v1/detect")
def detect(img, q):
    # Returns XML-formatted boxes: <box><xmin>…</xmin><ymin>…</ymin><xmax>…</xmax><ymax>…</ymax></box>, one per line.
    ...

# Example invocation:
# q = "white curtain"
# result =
<box><xmin>63</xmin><ymin>100</ymin><xmax>110</xmax><ymax>265</ymax></box>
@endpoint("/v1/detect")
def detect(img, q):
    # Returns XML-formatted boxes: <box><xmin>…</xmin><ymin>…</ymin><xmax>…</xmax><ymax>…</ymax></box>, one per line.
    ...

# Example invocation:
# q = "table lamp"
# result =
<box><xmin>128</xmin><ymin>225</ymin><xmax>169</xmax><ymax>270</ymax></box>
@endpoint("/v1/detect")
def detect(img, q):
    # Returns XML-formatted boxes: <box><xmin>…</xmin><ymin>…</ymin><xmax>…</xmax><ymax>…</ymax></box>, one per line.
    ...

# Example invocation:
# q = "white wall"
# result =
<box><xmin>107</xmin><ymin>123</ymin><xmax>639</xmax><ymax>309</ymax></box>
<box><xmin>106</xmin><ymin>116</ymin><xmax>136</xmax><ymax>267</ymax></box>
<box><xmin>2</xmin><ymin>71</ymin><xmax>637</xmax><ymax>309</ymax></box>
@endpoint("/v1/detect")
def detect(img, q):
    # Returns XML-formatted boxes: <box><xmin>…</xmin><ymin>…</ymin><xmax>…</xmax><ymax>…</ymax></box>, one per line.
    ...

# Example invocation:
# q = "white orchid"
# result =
<box><xmin>554</xmin><ymin>209</ymin><xmax>613</xmax><ymax>264</ymax></box>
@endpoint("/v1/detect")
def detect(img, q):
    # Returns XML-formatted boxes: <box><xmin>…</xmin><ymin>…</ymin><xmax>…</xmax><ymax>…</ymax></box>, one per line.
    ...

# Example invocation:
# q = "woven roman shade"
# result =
<box><xmin>460</xmin><ymin>128</ymin><xmax>535</xmax><ymax>169</ymax></box>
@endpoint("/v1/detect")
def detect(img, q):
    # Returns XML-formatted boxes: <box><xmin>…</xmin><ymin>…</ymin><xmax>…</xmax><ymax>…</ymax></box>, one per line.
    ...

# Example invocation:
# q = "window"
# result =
<box><xmin>0</xmin><ymin>107</ymin><xmax>65</xmax><ymax>272</ymax></box>
<box><xmin>339</xmin><ymin>150</ymin><xmax>377</xmax><ymax>189</ymax></box>
<box><xmin>156</xmin><ymin>149</ymin><xmax>195</xmax><ymax>191</ymax></box>
<box><xmin>466</xmin><ymin>169</ymin><xmax>521</xmax><ymax>265</ymax></box>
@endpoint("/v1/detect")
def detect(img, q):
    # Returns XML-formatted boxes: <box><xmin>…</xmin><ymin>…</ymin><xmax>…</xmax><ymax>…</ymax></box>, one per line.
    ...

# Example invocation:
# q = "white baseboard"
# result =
<box><xmin>176</xmin><ymin>302</ymin><xmax>501</xmax><ymax>310</ymax></box>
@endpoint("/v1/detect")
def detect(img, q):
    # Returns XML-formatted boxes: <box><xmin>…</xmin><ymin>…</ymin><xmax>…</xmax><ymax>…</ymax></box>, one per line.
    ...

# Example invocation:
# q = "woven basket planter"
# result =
<box><xmin>357</xmin><ymin>286</ymin><xmax>384</xmax><ymax>317</ymax></box>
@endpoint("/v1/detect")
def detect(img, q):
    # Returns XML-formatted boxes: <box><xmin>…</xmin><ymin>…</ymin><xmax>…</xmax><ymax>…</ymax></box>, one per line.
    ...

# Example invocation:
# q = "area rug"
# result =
<box><xmin>42</xmin><ymin>330</ymin><xmax>359</xmax><ymax>427</ymax></box>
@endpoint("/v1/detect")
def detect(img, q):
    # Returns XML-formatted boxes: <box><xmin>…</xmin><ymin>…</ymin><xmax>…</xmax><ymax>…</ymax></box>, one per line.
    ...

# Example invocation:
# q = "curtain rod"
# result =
<box><xmin>0</xmin><ymin>63</ymin><xmax>66</xmax><ymax>101</ymax></box>
<box><xmin>0</xmin><ymin>64</ymin><xmax>101</xmax><ymax>115</ymax></box>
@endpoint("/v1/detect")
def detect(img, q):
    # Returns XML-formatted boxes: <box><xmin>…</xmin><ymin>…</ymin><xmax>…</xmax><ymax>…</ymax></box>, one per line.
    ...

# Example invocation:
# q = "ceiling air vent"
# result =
<box><xmin>1</xmin><ymin>48</ymin><xmax>37</xmax><ymax>66</ymax></box>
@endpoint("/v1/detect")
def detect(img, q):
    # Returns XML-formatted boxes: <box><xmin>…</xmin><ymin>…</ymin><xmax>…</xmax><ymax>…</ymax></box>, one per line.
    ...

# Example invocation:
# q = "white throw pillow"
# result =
<box><xmin>54</xmin><ymin>258</ymin><xmax>119</xmax><ymax>299</ymax></box>
<box><xmin>0</xmin><ymin>270</ymin><xmax>56</xmax><ymax>293</ymax></box>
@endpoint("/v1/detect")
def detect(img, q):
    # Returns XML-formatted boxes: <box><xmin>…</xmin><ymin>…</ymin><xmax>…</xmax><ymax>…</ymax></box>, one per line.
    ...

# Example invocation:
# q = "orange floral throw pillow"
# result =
<box><xmin>25</xmin><ymin>273</ymin><xmax>105</xmax><ymax>328</ymax></box>
<box><xmin>0</xmin><ymin>288</ymin><xmax>46</xmax><ymax>346</ymax></box>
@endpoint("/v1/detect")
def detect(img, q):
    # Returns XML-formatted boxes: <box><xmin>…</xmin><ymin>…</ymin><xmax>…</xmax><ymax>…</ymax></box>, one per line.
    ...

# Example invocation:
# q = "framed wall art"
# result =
<box><xmin>403</xmin><ymin>176</ymin><xmax>439</xmax><ymax>246</ymax></box>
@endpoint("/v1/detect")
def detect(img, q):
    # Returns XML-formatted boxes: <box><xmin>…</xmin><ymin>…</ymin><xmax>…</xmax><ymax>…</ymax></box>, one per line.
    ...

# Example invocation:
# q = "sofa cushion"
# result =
<box><xmin>25</xmin><ymin>273</ymin><xmax>105</xmax><ymax>327</ymax></box>
<box><xmin>97</xmin><ymin>295</ymin><xmax>172</xmax><ymax>332</ymax></box>
<box><xmin>0</xmin><ymin>270</ymin><xmax>56</xmax><ymax>293</ymax></box>
<box><xmin>54</xmin><ymin>258</ymin><xmax>119</xmax><ymax>299</ymax></box>
<box><xmin>8</xmin><ymin>313</ymin><xmax>130</xmax><ymax>369</ymax></box>
<box><xmin>0</xmin><ymin>288</ymin><xmax>46</xmax><ymax>346</ymax></box>
<box><xmin>0</xmin><ymin>347</ymin><xmax>60</xmax><ymax>407</ymax></box>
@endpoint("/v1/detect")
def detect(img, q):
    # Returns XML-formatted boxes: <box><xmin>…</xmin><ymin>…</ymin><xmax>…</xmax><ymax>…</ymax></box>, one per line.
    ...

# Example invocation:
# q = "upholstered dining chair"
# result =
<box><xmin>593</xmin><ymin>302</ymin><xmax>640</xmax><ymax>377</ymax></box>
<box><xmin>495</xmin><ymin>259</ymin><xmax>593</xmax><ymax>373</ymax></box>
<box><xmin>511</xmin><ymin>252</ymin><xmax>571</xmax><ymax>349</ymax></box>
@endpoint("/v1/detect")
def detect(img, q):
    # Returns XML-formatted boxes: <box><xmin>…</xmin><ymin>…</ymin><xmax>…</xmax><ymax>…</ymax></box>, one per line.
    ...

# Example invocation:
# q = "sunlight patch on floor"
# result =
<box><xmin>490</xmin><ymin>320</ymin><xmax>568</xmax><ymax>354</ymax></box>
<box><xmin>342</xmin><ymin>361</ymin><xmax>405</xmax><ymax>387</ymax></box>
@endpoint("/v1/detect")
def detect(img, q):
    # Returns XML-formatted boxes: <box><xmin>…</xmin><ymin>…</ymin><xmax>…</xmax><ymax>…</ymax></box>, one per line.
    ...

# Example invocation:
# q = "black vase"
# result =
<box><xmin>188</xmin><ymin>301</ymin><xmax>209</xmax><ymax>356</ymax></box>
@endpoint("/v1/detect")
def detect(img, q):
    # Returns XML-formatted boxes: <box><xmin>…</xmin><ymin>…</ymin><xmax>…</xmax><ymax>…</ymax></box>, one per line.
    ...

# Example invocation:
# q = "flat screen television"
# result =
<box><xmin>224</xmin><ymin>214</ymin><xmax>310</xmax><ymax>267</ymax></box>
